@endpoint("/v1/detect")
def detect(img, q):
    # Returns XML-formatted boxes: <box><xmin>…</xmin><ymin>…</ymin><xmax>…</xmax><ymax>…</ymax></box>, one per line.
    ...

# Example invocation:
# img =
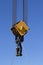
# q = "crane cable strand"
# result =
<box><xmin>23</xmin><ymin>0</ymin><xmax>28</xmax><ymax>25</ymax></box>
<box><xmin>22</xmin><ymin>43</ymin><xmax>29</xmax><ymax>64</ymax></box>
<box><xmin>23</xmin><ymin>0</ymin><xmax>24</xmax><ymax>21</ymax></box>
<box><xmin>12</xmin><ymin>0</ymin><xmax>17</xmax><ymax>26</ymax></box>
<box><xmin>10</xmin><ymin>48</ymin><xmax>15</xmax><ymax>65</ymax></box>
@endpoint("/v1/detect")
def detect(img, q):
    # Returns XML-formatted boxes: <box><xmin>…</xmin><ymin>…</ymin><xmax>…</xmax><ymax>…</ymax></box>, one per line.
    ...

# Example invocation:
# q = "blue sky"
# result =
<box><xmin>0</xmin><ymin>0</ymin><xmax>43</xmax><ymax>65</ymax></box>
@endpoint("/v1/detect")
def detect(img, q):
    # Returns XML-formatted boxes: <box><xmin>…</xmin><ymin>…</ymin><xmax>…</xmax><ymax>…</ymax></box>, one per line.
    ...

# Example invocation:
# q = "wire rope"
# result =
<box><xmin>23</xmin><ymin>0</ymin><xmax>28</xmax><ymax>25</ymax></box>
<box><xmin>10</xmin><ymin>48</ymin><xmax>15</xmax><ymax>65</ymax></box>
<box><xmin>12</xmin><ymin>0</ymin><xmax>17</xmax><ymax>26</ymax></box>
<box><xmin>22</xmin><ymin>42</ymin><xmax>30</xmax><ymax>65</ymax></box>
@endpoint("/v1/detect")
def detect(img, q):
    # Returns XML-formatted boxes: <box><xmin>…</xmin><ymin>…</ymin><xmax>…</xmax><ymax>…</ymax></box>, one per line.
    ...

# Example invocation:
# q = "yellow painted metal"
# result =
<box><xmin>14</xmin><ymin>20</ymin><xmax>29</xmax><ymax>36</ymax></box>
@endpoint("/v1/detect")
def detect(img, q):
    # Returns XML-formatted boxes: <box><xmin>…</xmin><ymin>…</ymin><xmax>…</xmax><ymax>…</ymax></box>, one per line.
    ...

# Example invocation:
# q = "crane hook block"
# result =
<box><xmin>11</xmin><ymin>20</ymin><xmax>29</xmax><ymax>36</ymax></box>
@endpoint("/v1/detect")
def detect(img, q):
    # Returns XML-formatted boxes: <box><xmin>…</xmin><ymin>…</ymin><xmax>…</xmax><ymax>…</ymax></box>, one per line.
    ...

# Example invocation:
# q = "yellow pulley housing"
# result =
<box><xmin>11</xmin><ymin>20</ymin><xmax>29</xmax><ymax>36</ymax></box>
